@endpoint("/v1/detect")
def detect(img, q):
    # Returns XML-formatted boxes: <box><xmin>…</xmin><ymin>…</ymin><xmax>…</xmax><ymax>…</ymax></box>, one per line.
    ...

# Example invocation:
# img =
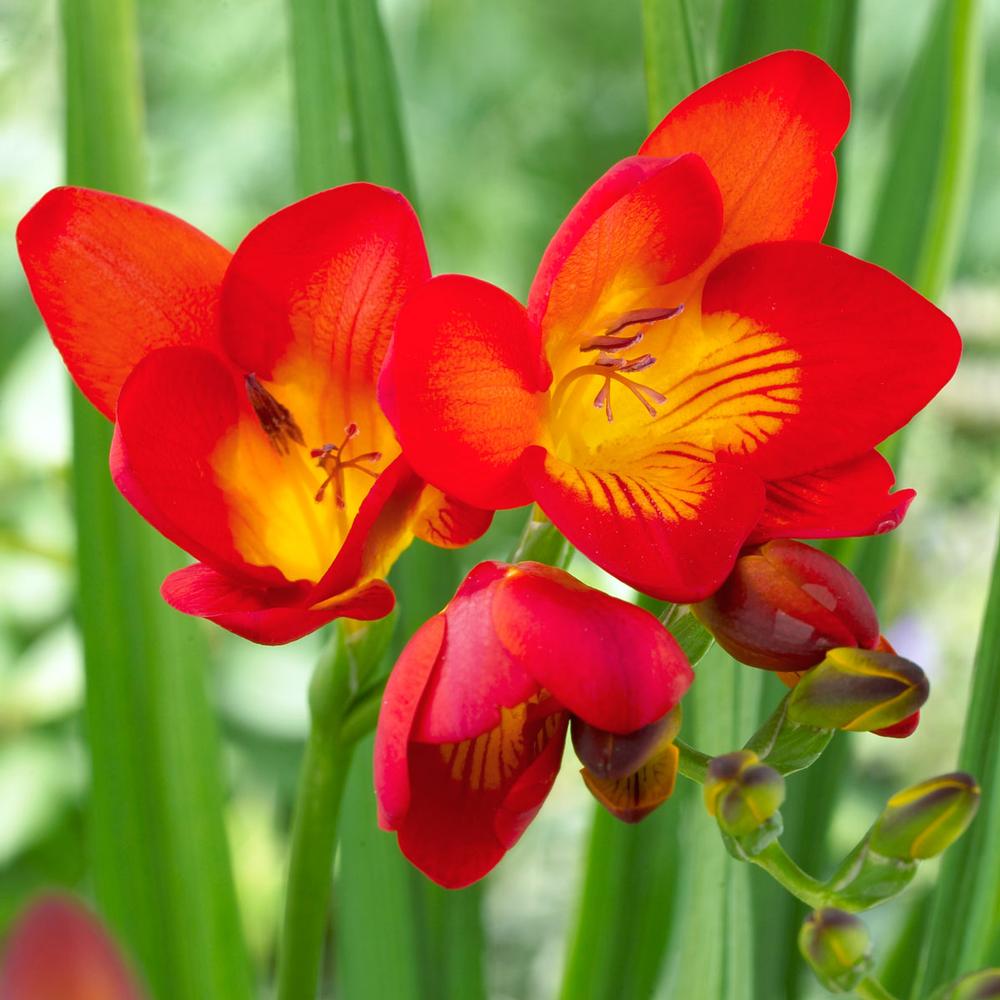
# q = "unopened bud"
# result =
<box><xmin>930</xmin><ymin>969</ymin><xmax>1000</xmax><ymax>1000</ymax></box>
<box><xmin>870</xmin><ymin>772</ymin><xmax>980</xmax><ymax>860</ymax></box>
<box><xmin>786</xmin><ymin>648</ymin><xmax>929</xmax><ymax>732</ymax></box>
<box><xmin>571</xmin><ymin>706</ymin><xmax>681</xmax><ymax>780</ymax></box>
<box><xmin>798</xmin><ymin>908</ymin><xmax>873</xmax><ymax>993</ymax></box>
<box><xmin>581</xmin><ymin>741</ymin><xmax>679</xmax><ymax>824</ymax></box>
<box><xmin>705</xmin><ymin>750</ymin><xmax>785</xmax><ymax>838</ymax></box>
<box><xmin>693</xmin><ymin>540</ymin><xmax>879</xmax><ymax>671</ymax></box>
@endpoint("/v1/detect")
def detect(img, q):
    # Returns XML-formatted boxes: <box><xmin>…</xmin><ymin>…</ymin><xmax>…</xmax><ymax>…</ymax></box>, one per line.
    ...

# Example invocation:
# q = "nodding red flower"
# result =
<box><xmin>17</xmin><ymin>183</ymin><xmax>490</xmax><ymax>644</ymax></box>
<box><xmin>0</xmin><ymin>894</ymin><xmax>144</xmax><ymax>1000</ymax></box>
<box><xmin>380</xmin><ymin>51</ymin><xmax>960</xmax><ymax>603</ymax></box>
<box><xmin>374</xmin><ymin>561</ymin><xmax>692</xmax><ymax>887</ymax></box>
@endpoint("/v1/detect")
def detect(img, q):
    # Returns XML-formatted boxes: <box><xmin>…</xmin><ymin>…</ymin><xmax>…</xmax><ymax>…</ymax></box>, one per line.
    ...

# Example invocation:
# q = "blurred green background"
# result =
<box><xmin>1</xmin><ymin>0</ymin><xmax>998</xmax><ymax>997</ymax></box>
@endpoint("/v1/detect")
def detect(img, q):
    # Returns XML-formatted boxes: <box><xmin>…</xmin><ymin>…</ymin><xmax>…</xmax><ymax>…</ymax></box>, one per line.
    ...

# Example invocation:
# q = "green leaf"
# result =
<box><xmin>912</xmin><ymin>519</ymin><xmax>1000</xmax><ymax>995</ymax></box>
<box><xmin>60</xmin><ymin>2</ymin><xmax>251</xmax><ymax>997</ymax></box>
<box><xmin>667</xmin><ymin>610</ymin><xmax>714</xmax><ymax>668</ymax></box>
<box><xmin>641</xmin><ymin>0</ymin><xmax>722</xmax><ymax>124</ymax></box>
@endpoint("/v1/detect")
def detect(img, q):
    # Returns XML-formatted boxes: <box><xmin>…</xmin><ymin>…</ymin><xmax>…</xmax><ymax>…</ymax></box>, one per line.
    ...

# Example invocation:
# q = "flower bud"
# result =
<box><xmin>870</xmin><ymin>772</ymin><xmax>980</xmax><ymax>860</ymax></box>
<box><xmin>571</xmin><ymin>706</ymin><xmax>682</xmax><ymax>780</ymax></box>
<box><xmin>704</xmin><ymin>750</ymin><xmax>785</xmax><ymax>838</ymax></box>
<box><xmin>693</xmin><ymin>540</ymin><xmax>879</xmax><ymax>671</ymax></box>
<box><xmin>930</xmin><ymin>969</ymin><xmax>1000</xmax><ymax>1000</ymax></box>
<box><xmin>798</xmin><ymin>908</ymin><xmax>873</xmax><ymax>993</ymax></box>
<box><xmin>580</xmin><ymin>741</ymin><xmax>680</xmax><ymax>824</ymax></box>
<box><xmin>786</xmin><ymin>647</ymin><xmax>929</xmax><ymax>732</ymax></box>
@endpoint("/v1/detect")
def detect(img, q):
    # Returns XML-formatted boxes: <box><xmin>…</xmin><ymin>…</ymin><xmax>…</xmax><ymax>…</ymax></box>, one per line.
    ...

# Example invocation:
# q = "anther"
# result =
<box><xmin>245</xmin><ymin>374</ymin><xmax>305</xmax><ymax>454</ymax></box>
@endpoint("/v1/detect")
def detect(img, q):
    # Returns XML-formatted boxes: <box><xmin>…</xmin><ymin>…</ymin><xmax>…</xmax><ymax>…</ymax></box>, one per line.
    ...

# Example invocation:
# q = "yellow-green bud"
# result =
<box><xmin>704</xmin><ymin>750</ymin><xmax>785</xmax><ymax>838</ymax></box>
<box><xmin>786</xmin><ymin>648</ymin><xmax>928</xmax><ymax>732</ymax></box>
<box><xmin>929</xmin><ymin>968</ymin><xmax>1000</xmax><ymax>1000</ymax></box>
<box><xmin>870</xmin><ymin>772</ymin><xmax>980</xmax><ymax>860</ymax></box>
<box><xmin>798</xmin><ymin>908</ymin><xmax>873</xmax><ymax>993</ymax></box>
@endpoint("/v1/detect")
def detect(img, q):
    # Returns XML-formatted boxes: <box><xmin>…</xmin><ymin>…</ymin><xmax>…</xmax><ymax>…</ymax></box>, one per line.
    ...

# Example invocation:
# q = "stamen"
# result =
<box><xmin>311</xmin><ymin>424</ymin><xmax>381</xmax><ymax>507</ymax></box>
<box><xmin>552</xmin><ymin>304</ymin><xmax>683</xmax><ymax>424</ymax></box>
<box><xmin>245</xmin><ymin>374</ymin><xmax>305</xmax><ymax>454</ymax></box>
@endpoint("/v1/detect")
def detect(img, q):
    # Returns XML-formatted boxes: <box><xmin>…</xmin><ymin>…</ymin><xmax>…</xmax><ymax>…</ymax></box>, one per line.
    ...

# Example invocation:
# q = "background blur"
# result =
<box><xmin>1</xmin><ymin>1</ymin><xmax>998</xmax><ymax>997</ymax></box>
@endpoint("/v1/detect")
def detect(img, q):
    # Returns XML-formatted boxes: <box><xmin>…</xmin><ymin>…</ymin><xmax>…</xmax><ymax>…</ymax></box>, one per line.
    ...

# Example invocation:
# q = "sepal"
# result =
<box><xmin>928</xmin><ymin>969</ymin><xmax>1000</xmax><ymax>1000</ymax></box>
<box><xmin>744</xmin><ymin>693</ymin><xmax>835</xmax><ymax>775</ymax></box>
<box><xmin>798</xmin><ymin>908</ymin><xmax>873</xmax><ymax>994</ymax></box>
<box><xmin>704</xmin><ymin>750</ymin><xmax>785</xmax><ymax>855</ymax></box>
<box><xmin>869</xmin><ymin>772</ymin><xmax>980</xmax><ymax>860</ymax></box>
<box><xmin>786</xmin><ymin>648</ymin><xmax>929</xmax><ymax>732</ymax></box>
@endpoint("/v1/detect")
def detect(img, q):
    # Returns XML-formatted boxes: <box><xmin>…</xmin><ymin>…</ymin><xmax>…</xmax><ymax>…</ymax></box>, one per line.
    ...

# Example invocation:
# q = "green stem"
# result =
<box><xmin>510</xmin><ymin>505</ymin><xmax>573</xmax><ymax>567</ymax></box>
<box><xmin>675</xmin><ymin>739</ymin><xmax>711</xmax><ymax>783</ymax></box>
<box><xmin>275</xmin><ymin>630</ymin><xmax>355</xmax><ymax>1000</ymax></box>
<box><xmin>855</xmin><ymin>977</ymin><xmax>900</xmax><ymax>1000</ymax></box>
<box><xmin>750</xmin><ymin>842</ymin><xmax>829</xmax><ymax>910</ymax></box>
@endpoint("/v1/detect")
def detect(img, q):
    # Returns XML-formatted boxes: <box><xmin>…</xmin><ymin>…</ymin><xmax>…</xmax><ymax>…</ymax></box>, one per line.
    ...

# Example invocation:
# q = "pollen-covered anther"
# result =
<box><xmin>312</xmin><ymin>423</ymin><xmax>382</xmax><ymax>507</ymax></box>
<box><xmin>245</xmin><ymin>373</ymin><xmax>305</xmax><ymax>454</ymax></box>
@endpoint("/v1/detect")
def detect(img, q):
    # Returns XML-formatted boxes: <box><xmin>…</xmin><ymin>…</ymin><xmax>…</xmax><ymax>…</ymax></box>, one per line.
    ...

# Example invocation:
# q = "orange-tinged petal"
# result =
<box><xmin>411</xmin><ymin>486</ymin><xmax>494</xmax><ymax>549</ymax></box>
<box><xmin>17</xmin><ymin>187</ymin><xmax>230</xmax><ymax>419</ymax></box>
<box><xmin>521</xmin><ymin>446</ymin><xmax>764</xmax><ymax>602</ymax></box>
<box><xmin>527</xmin><ymin>154</ymin><xmax>722</xmax><ymax>364</ymax></box>
<box><xmin>383</xmin><ymin>274</ymin><xmax>550</xmax><ymax>509</ymax></box>
<box><xmin>640</xmin><ymin>50</ymin><xmax>849</xmax><ymax>264</ymax></box>
<box><xmin>582</xmin><ymin>742</ymin><xmax>680</xmax><ymax>824</ymax></box>
<box><xmin>0</xmin><ymin>894</ymin><xmax>145</xmax><ymax>1000</ymax></box>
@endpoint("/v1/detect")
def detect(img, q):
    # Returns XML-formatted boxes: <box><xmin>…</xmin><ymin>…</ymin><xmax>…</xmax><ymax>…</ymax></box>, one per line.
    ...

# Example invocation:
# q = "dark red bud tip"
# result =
<box><xmin>693</xmin><ymin>539</ymin><xmax>879</xmax><ymax>671</ymax></box>
<box><xmin>571</xmin><ymin>707</ymin><xmax>681</xmax><ymax>780</ymax></box>
<box><xmin>874</xmin><ymin>710</ymin><xmax>920</xmax><ymax>739</ymax></box>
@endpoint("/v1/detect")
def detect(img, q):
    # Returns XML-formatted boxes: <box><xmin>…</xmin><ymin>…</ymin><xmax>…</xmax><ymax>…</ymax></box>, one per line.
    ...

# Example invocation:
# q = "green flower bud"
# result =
<box><xmin>786</xmin><ymin>647</ymin><xmax>929</xmax><ymax>732</ymax></box>
<box><xmin>798</xmin><ymin>908</ymin><xmax>873</xmax><ymax>993</ymax></box>
<box><xmin>870</xmin><ymin>772</ymin><xmax>980</xmax><ymax>860</ymax></box>
<box><xmin>929</xmin><ymin>968</ymin><xmax>1000</xmax><ymax>1000</ymax></box>
<box><xmin>705</xmin><ymin>750</ymin><xmax>785</xmax><ymax>839</ymax></box>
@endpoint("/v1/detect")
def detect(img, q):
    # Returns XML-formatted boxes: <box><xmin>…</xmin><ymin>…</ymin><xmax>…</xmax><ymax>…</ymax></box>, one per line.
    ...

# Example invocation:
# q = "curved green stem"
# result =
<box><xmin>275</xmin><ymin>630</ymin><xmax>355</xmax><ymax>1000</ymax></box>
<box><xmin>750</xmin><ymin>841</ymin><xmax>830</xmax><ymax>910</ymax></box>
<box><xmin>855</xmin><ymin>976</ymin><xmax>900</xmax><ymax>1000</ymax></box>
<box><xmin>675</xmin><ymin>739</ymin><xmax>711</xmax><ymax>783</ymax></box>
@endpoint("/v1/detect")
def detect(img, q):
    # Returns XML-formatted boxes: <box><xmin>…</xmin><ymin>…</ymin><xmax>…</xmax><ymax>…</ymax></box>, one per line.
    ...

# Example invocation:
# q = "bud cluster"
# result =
<box><xmin>704</xmin><ymin>750</ymin><xmax>785</xmax><ymax>856</ymax></box>
<box><xmin>694</xmin><ymin>540</ymin><xmax>929</xmax><ymax>737</ymax></box>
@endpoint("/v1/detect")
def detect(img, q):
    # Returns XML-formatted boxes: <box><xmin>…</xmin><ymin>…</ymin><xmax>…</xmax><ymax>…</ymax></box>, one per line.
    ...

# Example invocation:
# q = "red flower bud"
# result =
<box><xmin>693</xmin><ymin>539</ymin><xmax>879</xmax><ymax>670</ymax></box>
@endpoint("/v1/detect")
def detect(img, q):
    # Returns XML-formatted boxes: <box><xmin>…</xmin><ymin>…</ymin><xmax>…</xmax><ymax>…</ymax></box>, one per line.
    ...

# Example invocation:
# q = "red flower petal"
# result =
<box><xmin>640</xmin><ymin>50</ymin><xmax>849</xmax><ymax>264</ymax></box>
<box><xmin>161</xmin><ymin>564</ymin><xmax>394</xmax><ymax>645</ymax></box>
<box><xmin>750</xmin><ymin>451</ymin><xmax>915</xmax><ymax>543</ymax></box>
<box><xmin>395</xmin><ymin>703</ymin><xmax>567</xmax><ymax>888</ymax></box>
<box><xmin>527</xmin><ymin>154</ymin><xmax>722</xmax><ymax>340</ymax></box>
<box><xmin>491</xmin><ymin>563</ymin><xmax>692</xmax><ymax>733</ymax></box>
<box><xmin>382</xmin><ymin>274</ymin><xmax>549</xmax><ymax>509</ymax></box>
<box><xmin>115</xmin><ymin>346</ymin><xmax>290</xmax><ymax>584</ymax></box>
<box><xmin>700</xmin><ymin>241</ymin><xmax>961</xmax><ymax>480</ymax></box>
<box><xmin>374</xmin><ymin>615</ymin><xmax>447</xmax><ymax>830</ymax></box>
<box><xmin>521</xmin><ymin>446</ymin><xmax>765</xmax><ymax>602</ymax></box>
<box><xmin>16</xmin><ymin>187</ymin><xmax>229</xmax><ymax>419</ymax></box>
<box><xmin>0</xmin><ymin>894</ymin><xmax>145</xmax><ymax>1000</ymax></box>
<box><xmin>220</xmin><ymin>183</ymin><xmax>428</xmax><ymax>385</ymax></box>
<box><xmin>411</xmin><ymin>562</ymin><xmax>541</xmax><ymax>744</ymax></box>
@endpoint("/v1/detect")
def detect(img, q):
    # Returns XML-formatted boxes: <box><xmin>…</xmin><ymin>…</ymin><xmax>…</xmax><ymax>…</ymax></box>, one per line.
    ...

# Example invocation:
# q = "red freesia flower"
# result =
<box><xmin>17</xmin><ymin>183</ymin><xmax>490</xmax><ymax>643</ymax></box>
<box><xmin>374</xmin><ymin>561</ymin><xmax>692</xmax><ymax>887</ymax></box>
<box><xmin>380</xmin><ymin>51</ymin><xmax>960</xmax><ymax>602</ymax></box>
<box><xmin>0</xmin><ymin>894</ymin><xmax>144</xmax><ymax>1000</ymax></box>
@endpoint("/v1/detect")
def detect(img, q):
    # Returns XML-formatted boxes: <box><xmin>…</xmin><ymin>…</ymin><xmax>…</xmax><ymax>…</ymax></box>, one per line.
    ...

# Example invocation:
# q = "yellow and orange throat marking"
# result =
<box><xmin>210</xmin><ymin>373</ymin><xmax>396</xmax><ymax>583</ymax></box>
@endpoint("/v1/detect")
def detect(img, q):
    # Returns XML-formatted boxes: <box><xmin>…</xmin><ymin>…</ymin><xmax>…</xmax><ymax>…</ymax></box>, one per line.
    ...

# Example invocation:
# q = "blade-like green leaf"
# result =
<box><xmin>641</xmin><ymin>0</ymin><xmax>723</xmax><ymax>125</ymax></box>
<box><xmin>287</xmin><ymin>0</ymin><xmax>357</xmax><ymax>193</ymax></box>
<box><xmin>911</xmin><ymin>519</ymin><xmax>1000</xmax><ymax>995</ymax></box>
<box><xmin>60</xmin><ymin>2</ymin><xmax>251</xmax><ymax>997</ymax></box>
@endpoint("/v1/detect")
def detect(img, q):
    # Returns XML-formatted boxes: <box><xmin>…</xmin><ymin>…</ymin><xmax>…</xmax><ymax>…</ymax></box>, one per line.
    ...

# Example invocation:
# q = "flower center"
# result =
<box><xmin>245</xmin><ymin>375</ymin><xmax>381</xmax><ymax>508</ymax></box>
<box><xmin>550</xmin><ymin>306</ymin><xmax>682</xmax><ymax>422</ymax></box>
